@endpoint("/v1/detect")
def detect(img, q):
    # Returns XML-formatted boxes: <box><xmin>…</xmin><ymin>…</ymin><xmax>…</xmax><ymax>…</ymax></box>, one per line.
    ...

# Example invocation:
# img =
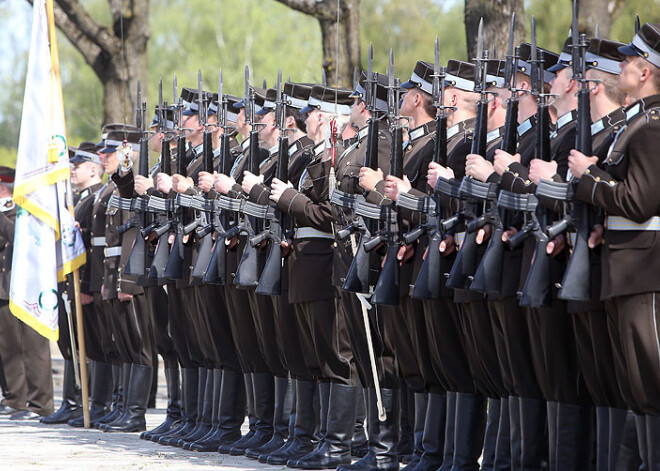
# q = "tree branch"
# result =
<box><xmin>272</xmin><ymin>0</ymin><xmax>342</xmax><ymax>20</ymax></box>
<box><xmin>55</xmin><ymin>0</ymin><xmax>119</xmax><ymax>53</ymax></box>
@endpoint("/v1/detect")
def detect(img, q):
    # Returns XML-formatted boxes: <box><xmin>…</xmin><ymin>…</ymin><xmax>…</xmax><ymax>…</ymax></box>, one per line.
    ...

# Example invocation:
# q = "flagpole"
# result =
<box><xmin>45</xmin><ymin>0</ymin><xmax>90</xmax><ymax>429</ymax></box>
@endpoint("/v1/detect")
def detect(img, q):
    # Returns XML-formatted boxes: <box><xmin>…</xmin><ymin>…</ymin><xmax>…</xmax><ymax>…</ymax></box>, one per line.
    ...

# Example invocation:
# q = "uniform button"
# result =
<box><xmin>609</xmin><ymin>181</ymin><xmax>615</xmax><ymax>186</ymax></box>
<box><xmin>514</xmin><ymin>172</ymin><xmax>519</xmax><ymax>177</ymax></box>
<box><xmin>595</xmin><ymin>177</ymin><xmax>601</xmax><ymax>182</ymax></box>
<box><xmin>525</xmin><ymin>180</ymin><xmax>531</xmax><ymax>185</ymax></box>
<box><xmin>585</xmin><ymin>169</ymin><xmax>591</xmax><ymax>175</ymax></box>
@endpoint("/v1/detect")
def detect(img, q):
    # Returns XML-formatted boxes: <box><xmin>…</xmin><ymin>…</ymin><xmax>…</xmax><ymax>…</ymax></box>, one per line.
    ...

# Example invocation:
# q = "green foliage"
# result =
<box><xmin>0</xmin><ymin>146</ymin><xmax>17</xmax><ymax>168</ymax></box>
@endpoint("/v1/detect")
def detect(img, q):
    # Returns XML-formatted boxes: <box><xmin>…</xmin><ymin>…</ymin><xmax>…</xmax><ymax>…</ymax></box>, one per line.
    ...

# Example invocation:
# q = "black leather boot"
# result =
<box><xmin>610</xmin><ymin>409</ymin><xmax>641</xmax><ymax>471</ymax></box>
<box><xmin>398</xmin><ymin>385</ymin><xmax>414</xmax><ymax>463</ymax></box>
<box><xmin>508</xmin><ymin>397</ymin><xmax>522</xmax><ymax>471</ymax></box>
<box><xmin>159</xmin><ymin>367</ymin><xmax>199</xmax><ymax>445</ymax></box>
<box><xmin>410</xmin><ymin>392</ymin><xmax>445</xmax><ymax>471</ymax></box>
<box><xmin>288</xmin><ymin>383</ymin><xmax>356</xmax><ymax>470</ymax></box>
<box><xmin>401</xmin><ymin>392</ymin><xmax>428</xmax><ymax>470</ymax></box>
<box><xmin>185</xmin><ymin>368</ymin><xmax>222</xmax><ymax>450</ymax></box>
<box><xmin>450</xmin><ymin>392</ymin><xmax>486</xmax><ymax>471</ymax></box>
<box><xmin>438</xmin><ymin>392</ymin><xmax>456</xmax><ymax>471</ymax></box>
<box><xmin>141</xmin><ymin>367</ymin><xmax>182</xmax><ymax>441</ymax></box>
<box><xmin>554</xmin><ymin>403</ymin><xmax>593</xmax><ymax>471</ymax></box>
<box><xmin>494</xmin><ymin>397</ymin><xmax>510</xmax><ymax>470</ymax></box>
<box><xmin>85</xmin><ymin>363</ymin><xmax>123</xmax><ymax>428</ymax></box>
<box><xmin>98</xmin><ymin>363</ymin><xmax>132</xmax><ymax>429</ymax></box>
<box><xmin>519</xmin><ymin>397</ymin><xmax>546</xmax><ymax>471</ymax></box>
<box><xmin>481</xmin><ymin>398</ymin><xmax>500</xmax><ymax>471</ymax></box>
<box><xmin>265</xmin><ymin>379</ymin><xmax>319</xmax><ymax>465</ymax></box>
<box><xmin>546</xmin><ymin>401</ymin><xmax>557</xmax><ymax>471</ymax></box>
<box><xmin>317</xmin><ymin>381</ymin><xmax>330</xmax><ymax>440</ymax></box>
<box><xmin>246</xmin><ymin>376</ymin><xmax>291</xmax><ymax>458</ymax></box>
<box><xmin>177</xmin><ymin>368</ymin><xmax>212</xmax><ymax>447</ymax></box>
<box><xmin>337</xmin><ymin>387</ymin><xmax>401</xmax><ymax>471</ymax></box>
<box><xmin>68</xmin><ymin>361</ymin><xmax>113</xmax><ymax>428</ymax></box>
<box><xmin>352</xmin><ymin>384</ymin><xmax>369</xmax><ymax>458</ymax></box>
<box><xmin>102</xmin><ymin>364</ymin><xmax>153</xmax><ymax>432</ymax></box>
<box><xmin>148</xmin><ymin>354</ymin><xmax>158</xmax><ymax>408</ymax></box>
<box><xmin>218</xmin><ymin>372</ymin><xmax>253</xmax><ymax>454</ymax></box>
<box><xmin>229</xmin><ymin>372</ymin><xmax>274</xmax><ymax>455</ymax></box>
<box><xmin>645</xmin><ymin>414</ymin><xmax>660</xmax><ymax>470</ymax></box>
<box><xmin>189</xmin><ymin>368</ymin><xmax>246</xmax><ymax>452</ymax></box>
<box><xmin>42</xmin><ymin>360</ymin><xmax>82</xmax><ymax>424</ymax></box>
<box><xmin>595</xmin><ymin>407</ymin><xmax>610</xmax><ymax>471</ymax></box>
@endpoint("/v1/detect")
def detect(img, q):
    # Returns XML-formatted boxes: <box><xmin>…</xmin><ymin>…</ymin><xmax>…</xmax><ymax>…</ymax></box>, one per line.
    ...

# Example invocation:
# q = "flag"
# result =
<box><xmin>9</xmin><ymin>0</ymin><xmax>86</xmax><ymax>341</ymax></box>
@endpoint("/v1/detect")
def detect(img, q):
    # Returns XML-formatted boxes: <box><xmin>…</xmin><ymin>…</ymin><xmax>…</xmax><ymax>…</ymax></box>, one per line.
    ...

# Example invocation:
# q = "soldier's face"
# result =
<box><xmin>305</xmin><ymin>110</ymin><xmax>322</xmax><ymax>140</ymax></box>
<box><xmin>350</xmin><ymin>99</ymin><xmax>365</xmax><ymax>126</ymax></box>
<box><xmin>70</xmin><ymin>162</ymin><xmax>85</xmax><ymax>187</ymax></box>
<box><xmin>103</xmin><ymin>151</ymin><xmax>119</xmax><ymax>175</ymax></box>
<box><xmin>258</xmin><ymin>111</ymin><xmax>279</xmax><ymax>145</ymax></box>
<box><xmin>549</xmin><ymin>67</ymin><xmax>573</xmax><ymax>99</ymax></box>
<box><xmin>149</xmin><ymin>131</ymin><xmax>163</xmax><ymax>154</ymax></box>
<box><xmin>400</xmin><ymin>89</ymin><xmax>416</xmax><ymax>116</ymax></box>
<box><xmin>619</xmin><ymin>56</ymin><xmax>642</xmax><ymax>95</ymax></box>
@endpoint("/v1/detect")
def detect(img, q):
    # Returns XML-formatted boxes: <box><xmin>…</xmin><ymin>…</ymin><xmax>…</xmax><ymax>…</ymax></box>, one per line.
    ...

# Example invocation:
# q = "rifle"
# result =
<box><xmin>233</xmin><ymin>66</ymin><xmax>265</xmax><ymax>288</ymax></box>
<box><xmin>471</xmin><ymin>14</ymin><xmax>519</xmax><ymax>295</ymax></box>
<box><xmin>149</xmin><ymin>75</ymin><xmax>180</xmax><ymax>279</ymax></box>
<box><xmin>397</xmin><ymin>37</ymin><xmax>457</xmax><ymax>300</ymax></box>
<box><xmin>538</xmin><ymin>1</ymin><xmax>592</xmax><ymax>301</ymax></box>
<box><xmin>334</xmin><ymin>43</ymin><xmax>380</xmax><ymax>294</ymax></box>
<box><xmin>446</xmin><ymin>19</ymin><xmax>492</xmax><ymax>290</ymax></box>
<box><xmin>191</xmin><ymin>70</ymin><xmax>220</xmax><ymax>280</ymax></box>
<box><xmin>163</xmin><ymin>80</ymin><xmax>194</xmax><ymax>280</ymax></box>
<box><xmin>366</xmin><ymin>49</ymin><xmax>405</xmax><ymax>306</ymax></box>
<box><xmin>507</xmin><ymin>16</ymin><xmax>555</xmax><ymax>308</ymax></box>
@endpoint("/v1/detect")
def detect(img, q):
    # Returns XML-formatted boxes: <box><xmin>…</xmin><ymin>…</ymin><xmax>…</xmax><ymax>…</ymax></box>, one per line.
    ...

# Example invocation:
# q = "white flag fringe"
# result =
<box><xmin>9</xmin><ymin>0</ymin><xmax>85</xmax><ymax>341</ymax></box>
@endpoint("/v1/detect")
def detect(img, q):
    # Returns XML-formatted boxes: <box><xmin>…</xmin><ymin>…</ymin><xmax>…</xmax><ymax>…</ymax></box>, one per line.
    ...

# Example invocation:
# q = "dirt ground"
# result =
<box><xmin>0</xmin><ymin>343</ymin><xmax>276</xmax><ymax>471</ymax></box>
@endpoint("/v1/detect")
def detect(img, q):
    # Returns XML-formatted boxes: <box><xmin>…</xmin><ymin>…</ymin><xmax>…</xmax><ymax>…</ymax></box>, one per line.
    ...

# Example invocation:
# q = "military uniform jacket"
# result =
<box><xmin>75</xmin><ymin>183</ymin><xmax>103</xmax><ymax>294</ymax></box>
<box><xmin>406</xmin><ymin>117</ymin><xmax>475</xmax><ymax>299</ymax></box>
<box><xmin>502</xmin><ymin>110</ymin><xmax>577</xmax><ymax>294</ymax></box>
<box><xmin>278</xmin><ymin>142</ymin><xmax>336</xmax><ymax>303</ymax></box>
<box><xmin>105</xmin><ymin>174</ymin><xmax>143</xmax><ymax>298</ymax></box>
<box><xmin>576</xmin><ymin>94</ymin><xmax>660</xmax><ymax>299</ymax></box>
<box><xmin>331</xmin><ymin>121</ymin><xmax>392</xmax><ymax>287</ymax></box>
<box><xmin>0</xmin><ymin>204</ymin><xmax>16</xmax><ymax>300</ymax></box>
<box><xmin>90</xmin><ymin>182</ymin><xmax>115</xmax><ymax>295</ymax></box>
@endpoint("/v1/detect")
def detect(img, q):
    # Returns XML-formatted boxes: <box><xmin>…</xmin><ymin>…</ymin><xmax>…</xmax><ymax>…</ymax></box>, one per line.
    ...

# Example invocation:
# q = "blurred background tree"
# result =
<box><xmin>1</xmin><ymin>0</ymin><xmax>659</xmax><ymax>168</ymax></box>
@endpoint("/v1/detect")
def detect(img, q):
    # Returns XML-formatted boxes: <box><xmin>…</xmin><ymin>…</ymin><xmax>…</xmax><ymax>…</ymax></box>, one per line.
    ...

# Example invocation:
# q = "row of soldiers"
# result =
<box><xmin>24</xmin><ymin>16</ymin><xmax>660</xmax><ymax>471</ymax></box>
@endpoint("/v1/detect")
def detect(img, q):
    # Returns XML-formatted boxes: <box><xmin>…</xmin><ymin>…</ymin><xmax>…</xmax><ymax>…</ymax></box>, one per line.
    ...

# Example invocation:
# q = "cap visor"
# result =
<box><xmin>349</xmin><ymin>90</ymin><xmax>362</xmax><ymax>98</ymax></box>
<box><xmin>182</xmin><ymin>109</ymin><xmax>195</xmax><ymax>116</ymax></box>
<box><xmin>99</xmin><ymin>146</ymin><xmax>117</xmax><ymax>154</ymax></box>
<box><xmin>400</xmin><ymin>80</ymin><xmax>416</xmax><ymax>89</ymax></box>
<box><xmin>547</xmin><ymin>63</ymin><xmax>567</xmax><ymax>73</ymax></box>
<box><xmin>233</xmin><ymin>100</ymin><xmax>245</xmax><ymax>109</ymax></box>
<box><xmin>618</xmin><ymin>44</ymin><xmax>640</xmax><ymax>57</ymax></box>
<box><xmin>300</xmin><ymin>105</ymin><xmax>314</xmax><ymax>114</ymax></box>
<box><xmin>255</xmin><ymin>108</ymin><xmax>272</xmax><ymax>116</ymax></box>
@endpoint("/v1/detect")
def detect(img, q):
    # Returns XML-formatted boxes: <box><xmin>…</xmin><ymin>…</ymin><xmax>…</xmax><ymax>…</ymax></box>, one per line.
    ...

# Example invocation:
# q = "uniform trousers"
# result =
<box><xmin>247</xmin><ymin>289</ymin><xmax>289</xmax><ymax>378</ymax></box>
<box><xmin>294</xmin><ymin>297</ymin><xmax>356</xmax><ymax>385</ymax></box>
<box><xmin>109</xmin><ymin>295</ymin><xmax>154</xmax><ymax>367</ymax></box>
<box><xmin>196</xmin><ymin>285</ymin><xmax>241</xmax><ymax>371</ymax></box>
<box><xmin>0</xmin><ymin>300</ymin><xmax>54</xmax><ymax>415</ymax></box>
<box><xmin>167</xmin><ymin>285</ymin><xmax>202</xmax><ymax>369</ymax></box>
<box><xmin>272</xmin><ymin>289</ymin><xmax>314</xmax><ymax>381</ymax></box>
<box><xmin>605</xmin><ymin>292</ymin><xmax>660</xmax><ymax>414</ymax></box>
<box><xmin>144</xmin><ymin>285</ymin><xmax>178</xmax><ymax>369</ymax></box>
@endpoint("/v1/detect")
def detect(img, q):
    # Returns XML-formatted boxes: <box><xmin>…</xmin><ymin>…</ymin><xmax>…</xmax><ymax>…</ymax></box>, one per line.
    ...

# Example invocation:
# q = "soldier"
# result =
<box><xmin>69</xmin><ymin>124</ymin><xmax>130</xmax><ymax>429</ymax></box>
<box><xmin>41</xmin><ymin>142</ymin><xmax>105</xmax><ymax>425</ymax></box>
<box><xmin>263</xmin><ymin>84</ymin><xmax>358</xmax><ymax>466</ymax></box>
<box><xmin>468</xmin><ymin>43</ymin><xmax>552</xmax><ymax>470</ymax></box>
<box><xmin>568</xmin><ymin>22</ymin><xmax>660</xmax><ymax>470</ymax></box>
<box><xmin>97</xmin><ymin>129</ymin><xmax>155</xmax><ymax>433</ymax></box>
<box><xmin>0</xmin><ymin>166</ymin><xmax>54</xmax><ymax>420</ymax></box>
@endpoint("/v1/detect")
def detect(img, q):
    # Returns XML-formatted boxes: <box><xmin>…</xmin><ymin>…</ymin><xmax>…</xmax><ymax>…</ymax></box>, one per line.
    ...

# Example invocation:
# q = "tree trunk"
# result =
<box><xmin>578</xmin><ymin>0</ymin><xmax>613</xmax><ymax>38</ymax></box>
<box><xmin>464</xmin><ymin>0</ymin><xmax>525</xmax><ymax>62</ymax></box>
<box><xmin>274</xmin><ymin>0</ymin><xmax>360</xmax><ymax>88</ymax></box>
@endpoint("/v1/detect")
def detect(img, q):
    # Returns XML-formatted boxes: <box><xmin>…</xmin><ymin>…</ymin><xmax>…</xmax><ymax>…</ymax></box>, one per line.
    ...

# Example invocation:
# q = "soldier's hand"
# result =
<box><xmin>281</xmin><ymin>239</ymin><xmax>292</xmax><ymax>258</ymax></box>
<box><xmin>227</xmin><ymin>236</ymin><xmax>238</xmax><ymax>250</ymax></box>
<box><xmin>439</xmin><ymin>234</ymin><xmax>455</xmax><ymax>256</ymax></box>
<box><xmin>384</xmin><ymin>175</ymin><xmax>411</xmax><ymax>202</ymax></box>
<box><xmin>242</xmin><ymin>171</ymin><xmax>264</xmax><ymax>194</ymax></box>
<box><xmin>270</xmin><ymin>178</ymin><xmax>293</xmax><ymax>204</ymax></box>
<box><xmin>427</xmin><ymin>162</ymin><xmax>455</xmax><ymax>189</ymax></box>
<box><xmin>466</xmin><ymin>154</ymin><xmax>494</xmax><ymax>182</ymax></box>
<box><xmin>529</xmin><ymin>159</ymin><xmax>558</xmax><ymax>185</ymax></box>
<box><xmin>156</xmin><ymin>173</ymin><xmax>173</xmax><ymax>194</ymax></box>
<box><xmin>501</xmin><ymin>227</ymin><xmax>518</xmax><ymax>243</ymax></box>
<box><xmin>172</xmin><ymin>174</ymin><xmax>193</xmax><ymax>193</ymax></box>
<box><xmin>568</xmin><ymin>149</ymin><xmax>598</xmax><ymax>177</ymax></box>
<box><xmin>118</xmin><ymin>291</ymin><xmax>133</xmax><ymax>302</ymax></box>
<box><xmin>588</xmin><ymin>224</ymin><xmax>604</xmax><ymax>248</ymax></box>
<box><xmin>493</xmin><ymin>149</ymin><xmax>521</xmax><ymax>175</ymax></box>
<box><xmin>198</xmin><ymin>171</ymin><xmax>216</xmax><ymax>193</ymax></box>
<box><xmin>134</xmin><ymin>175</ymin><xmax>154</xmax><ymax>195</ymax></box>
<box><xmin>358</xmin><ymin>167</ymin><xmax>384</xmax><ymax>192</ymax></box>
<box><xmin>214</xmin><ymin>173</ymin><xmax>236</xmax><ymax>195</ymax></box>
<box><xmin>476</xmin><ymin>224</ymin><xmax>492</xmax><ymax>245</ymax></box>
<box><xmin>80</xmin><ymin>293</ymin><xmax>94</xmax><ymax>305</ymax></box>
<box><xmin>397</xmin><ymin>244</ymin><xmax>415</xmax><ymax>265</ymax></box>
<box><xmin>546</xmin><ymin>234</ymin><xmax>566</xmax><ymax>257</ymax></box>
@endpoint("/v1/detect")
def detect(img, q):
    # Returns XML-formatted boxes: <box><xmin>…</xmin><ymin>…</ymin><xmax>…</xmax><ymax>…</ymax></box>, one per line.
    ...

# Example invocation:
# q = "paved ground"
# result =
<box><xmin>0</xmin><ymin>343</ymin><xmax>272</xmax><ymax>470</ymax></box>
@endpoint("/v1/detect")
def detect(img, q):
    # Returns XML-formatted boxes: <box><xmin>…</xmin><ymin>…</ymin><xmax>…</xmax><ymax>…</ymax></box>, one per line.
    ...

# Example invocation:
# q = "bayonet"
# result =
<box><xmin>366</xmin><ymin>43</ymin><xmax>374</xmax><ymax>112</ymax></box>
<box><xmin>530</xmin><ymin>16</ymin><xmax>540</xmax><ymax>96</ymax></box>
<box><xmin>503</xmin><ymin>13</ymin><xmax>516</xmax><ymax>88</ymax></box>
<box><xmin>594</xmin><ymin>23</ymin><xmax>600</xmax><ymax>38</ymax></box>
<box><xmin>636</xmin><ymin>15</ymin><xmax>641</xmax><ymax>34</ymax></box>
<box><xmin>474</xmin><ymin>18</ymin><xmax>485</xmax><ymax>92</ymax></box>
<box><xmin>197</xmin><ymin>69</ymin><xmax>205</xmax><ymax>126</ymax></box>
<box><xmin>571</xmin><ymin>0</ymin><xmax>580</xmax><ymax>80</ymax></box>
<box><xmin>322</xmin><ymin>69</ymin><xmax>328</xmax><ymax>86</ymax></box>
